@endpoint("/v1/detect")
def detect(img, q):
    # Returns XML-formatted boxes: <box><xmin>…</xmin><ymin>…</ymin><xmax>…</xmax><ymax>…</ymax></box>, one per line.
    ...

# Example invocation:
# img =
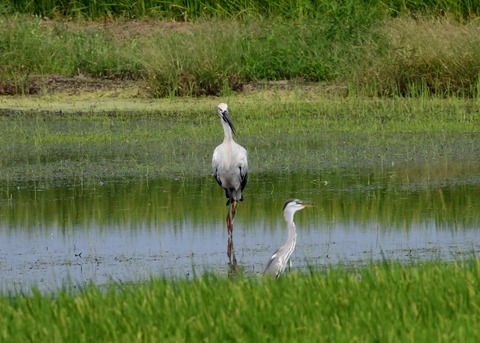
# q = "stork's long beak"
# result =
<box><xmin>222</xmin><ymin>110</ymin><xmax>236</xmax><ymax>135</ymax></box>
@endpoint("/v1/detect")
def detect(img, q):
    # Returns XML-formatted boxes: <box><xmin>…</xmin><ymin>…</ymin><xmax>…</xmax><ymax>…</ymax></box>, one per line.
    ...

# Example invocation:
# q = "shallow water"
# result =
<box><xmin>1</xmin><ymin>114</ymin><xmax>479</xmax><ymax>292</ymax></box>
<box><xmin>1</xmin><ymin>157</ymin><xmax>479</xmax><ymax>292</ymax></box>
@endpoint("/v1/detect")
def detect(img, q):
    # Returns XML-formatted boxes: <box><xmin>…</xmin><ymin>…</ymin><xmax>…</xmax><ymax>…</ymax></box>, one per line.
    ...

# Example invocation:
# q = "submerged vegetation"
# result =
<box><xmin>2</xmin><ymin>260</ymin><xmax>480</xmax><ymax>341</ymax></box>
<box><xmin>0</xmin><ymin>96</ymin><xmax>477</xmax><ymax>184</ymax></box>
<box><xmin>0</xmin><ymin>0</ymin><xmax>479</xmax><ymax>97</ymax></box>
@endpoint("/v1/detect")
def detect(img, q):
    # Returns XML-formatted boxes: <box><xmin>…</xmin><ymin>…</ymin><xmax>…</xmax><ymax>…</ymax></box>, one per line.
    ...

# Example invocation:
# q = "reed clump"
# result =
<box><xmin>355</xmin><ymin>17</ymin><xmax>480</xmax><ymax>97</ymax></box>
<box><xmin>0</xmin><ymin>1</ymin><xmax>479</xmax><ymax>97</ymax></box>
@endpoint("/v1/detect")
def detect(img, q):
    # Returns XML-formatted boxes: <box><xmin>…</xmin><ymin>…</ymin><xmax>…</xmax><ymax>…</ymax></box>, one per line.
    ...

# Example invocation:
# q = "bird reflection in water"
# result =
<box><xmin>227</xmin><ymin>235</ymin><xmax>239</xmax><ymax>275</ymax></box>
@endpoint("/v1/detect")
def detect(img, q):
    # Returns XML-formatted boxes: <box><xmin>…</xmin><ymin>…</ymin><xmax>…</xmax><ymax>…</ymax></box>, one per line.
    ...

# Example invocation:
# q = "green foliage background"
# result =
<box><xmin>1</xmin><ymin>0</ymin><xmax>479</xmax><ymax>97</ymax></box>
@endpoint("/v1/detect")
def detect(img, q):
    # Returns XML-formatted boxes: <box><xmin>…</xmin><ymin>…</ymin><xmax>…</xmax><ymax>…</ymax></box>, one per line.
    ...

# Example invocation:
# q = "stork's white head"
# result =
<box><xmin>217</xmin><ymin>103</ymin><xmax>228</xmax><ymax>114</ymax></box>
<box><xmin>217</xmin><ymin>103</ymin><xmax>235</xmax><ymax>134</ymax></box>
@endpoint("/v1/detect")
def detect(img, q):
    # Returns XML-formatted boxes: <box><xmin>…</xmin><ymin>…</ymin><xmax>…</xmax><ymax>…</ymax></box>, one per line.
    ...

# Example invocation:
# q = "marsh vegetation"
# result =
<box><xmin>1</xmin><ymin>0</ymin><xmax>480</xmax><ymax>97</ymax></box>
<box><xmin>2</xmin><ymin>261</ymin><xmax>480</xmax><ymax>342</ymax></box>
<box><xmin>1</xmin><ymin>1</ymin><xmax>480</xmax><ymax>341</ymax></box>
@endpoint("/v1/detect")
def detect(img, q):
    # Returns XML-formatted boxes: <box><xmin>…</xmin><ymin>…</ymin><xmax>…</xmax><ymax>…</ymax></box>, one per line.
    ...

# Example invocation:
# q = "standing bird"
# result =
<box><xmin>264</xmin><ymin>199</ymin><xmax>313</xmax><ymax>277</ymax></box>
<box><xmin>212</xmin><ymin>103</ymin><xmax>248</xmax><ymax>236</ymax></box>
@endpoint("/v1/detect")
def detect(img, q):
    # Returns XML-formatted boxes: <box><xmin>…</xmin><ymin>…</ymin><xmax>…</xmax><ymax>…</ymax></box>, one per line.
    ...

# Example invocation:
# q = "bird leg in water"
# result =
<box><xmin>226</xmin><ymin>210</ymin><xmax>233</xmax><ymax>236</ymax></box>
<box><xmin>226</xmin><ymin>200</ymin><xmax>238</xmax><ymax>236</ymax></box>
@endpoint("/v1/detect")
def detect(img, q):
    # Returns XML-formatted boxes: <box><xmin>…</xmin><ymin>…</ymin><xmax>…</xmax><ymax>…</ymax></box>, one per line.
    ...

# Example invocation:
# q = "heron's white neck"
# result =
<box><xmin>284</xmin><ymin>211</ymin><xmax>297</xmax><ymax>244</ymax></box>
<box><xmin>286</xmin><ymin>221</ymin><xmax>297</xmax><ymax>244</ymax></box>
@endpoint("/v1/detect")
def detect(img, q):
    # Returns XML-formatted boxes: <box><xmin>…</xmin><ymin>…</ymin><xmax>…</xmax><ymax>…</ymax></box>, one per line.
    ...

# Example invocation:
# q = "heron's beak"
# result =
<box><xmin>302</xmin><ymin>202</ymin><xmax>314</xmax><ymax>208</ymax></box>
<box><xmin>222</xmin><ymin>110</ymin><xmax>236</xmax><ymax>134</ymax></box>
<box><xmin>232</xmin><ymin>200</ymin><xmax>238</xmax><ymax>210</ymax></box>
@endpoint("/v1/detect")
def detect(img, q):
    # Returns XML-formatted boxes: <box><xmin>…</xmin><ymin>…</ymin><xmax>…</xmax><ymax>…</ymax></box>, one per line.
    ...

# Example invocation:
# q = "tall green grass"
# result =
<box><xmin>1</xmin><ymin>9</ymin><xmax>479</xmax><ymax>97</ymax></box>
<box><xmin>139</xmin><ymin>16</ymin><xmax>377</xmax><ymax>97</ymax></box>
<box><xmin>3</xmin><ymin>0</ymin><xmax>480</xmax><ymax>20</ymax></box>
<box><xmin>355</xmin><ymin>17</ymin><xmax>480</xmax><ymax>97</ymax></box>
<box><xmin>1</xmin><ymin>260</ymin><xmax>480</xmax><ymax>342</ymax></box>
<box><xmin>0</xmin><ymin>17</ymin><xmax>144</xmax><ymax>94</ymax></box>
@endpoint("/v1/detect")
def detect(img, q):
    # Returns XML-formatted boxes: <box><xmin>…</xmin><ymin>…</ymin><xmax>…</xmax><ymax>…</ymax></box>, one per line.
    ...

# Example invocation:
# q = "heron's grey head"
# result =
<box><xmin>217</xmin><ymin>103</ymin><xmax>235</xmax><ymax>134</ymax></box>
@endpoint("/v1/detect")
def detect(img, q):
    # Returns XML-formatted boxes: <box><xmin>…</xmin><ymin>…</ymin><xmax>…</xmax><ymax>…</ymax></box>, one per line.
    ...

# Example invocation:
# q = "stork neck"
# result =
<box><xmin>222</xmin><ymin>121</ymin><xmax>233</xmax><ymax>141</ymax></box>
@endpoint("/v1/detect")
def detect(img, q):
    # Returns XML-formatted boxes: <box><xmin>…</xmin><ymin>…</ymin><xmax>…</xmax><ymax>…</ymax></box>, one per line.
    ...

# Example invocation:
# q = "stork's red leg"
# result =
<box><xmin>226</xmin><ymin>211</ymin><xmax>232</xmax><ymax>236</ymax></box>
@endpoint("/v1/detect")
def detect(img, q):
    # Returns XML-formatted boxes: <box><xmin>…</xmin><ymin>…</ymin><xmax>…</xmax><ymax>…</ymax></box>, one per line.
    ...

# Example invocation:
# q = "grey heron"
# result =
<box><xmin>264</xmin><ymin>199</ymin><xmax>313</xmax><ymax>277</ymax></box>
<box><xmin>212</xmin><ymin>103</ymin><xmax>248</xmax><ymax>235</ymax></box>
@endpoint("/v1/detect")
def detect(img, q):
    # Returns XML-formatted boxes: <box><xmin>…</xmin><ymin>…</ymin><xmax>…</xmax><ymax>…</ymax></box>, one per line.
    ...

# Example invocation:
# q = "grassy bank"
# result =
<box><xmin>1</xmin><ymin>1</ymin><xmax>479</xmax><ymax>98</ymax></box>
<box><xmin>1</xmin><ymin>260</ymin><xmax>480</xmax><ymax>342</ymax></box>
<box><xmin>0</xmin><ymin>95</ymin><xmax>477</xmax><ymax>184</ymax></box>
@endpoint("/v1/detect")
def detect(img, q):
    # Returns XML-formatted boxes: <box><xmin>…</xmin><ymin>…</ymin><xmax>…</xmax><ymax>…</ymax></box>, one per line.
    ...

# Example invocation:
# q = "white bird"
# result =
<box><xmin>264</xmin><ymin>199</ymin><xmax>313</xmax><ymax>277</ymax></box>
<box><xmin>212</xmin><ymin>103</ymin><xmax>248</xmax><ymax>235</ymax></box>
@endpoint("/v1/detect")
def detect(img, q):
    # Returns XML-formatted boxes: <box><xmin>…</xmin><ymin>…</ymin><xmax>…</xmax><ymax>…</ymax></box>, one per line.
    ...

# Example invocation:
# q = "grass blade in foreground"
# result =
<box><xmin>1</xmin><ymin>260</ymin><xmax>480</xmax><ymax>342</ymax></box>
